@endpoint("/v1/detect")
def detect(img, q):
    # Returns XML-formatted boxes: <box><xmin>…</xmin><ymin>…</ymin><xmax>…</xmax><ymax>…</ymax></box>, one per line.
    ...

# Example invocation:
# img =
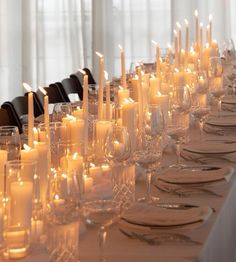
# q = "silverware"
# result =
<box><xmin>119</xmin><ymin>228</ymin><xmax>202</xmax><ymax>245</ymax></box>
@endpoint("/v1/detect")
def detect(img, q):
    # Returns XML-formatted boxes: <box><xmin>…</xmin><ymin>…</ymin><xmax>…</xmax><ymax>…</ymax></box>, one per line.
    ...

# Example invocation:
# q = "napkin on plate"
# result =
<box><xmin>181</xmin><ymin>142</ymin><xmax>236</xmax><ymax>163</ymax></box>
<box><xmin>121</xmin><ymin>203</ymin><xmax>212</xmax><ymax>227</ymax></box>
<box><xmin>158</xmin><ymin>166</ymin><xmax>233</xmax><ymax>184</ymax></box>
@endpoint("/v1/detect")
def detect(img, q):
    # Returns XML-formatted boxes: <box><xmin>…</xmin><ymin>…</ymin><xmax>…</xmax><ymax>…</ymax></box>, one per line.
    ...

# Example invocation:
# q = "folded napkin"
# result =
<box><xmin>158</xmin><ymin>166</ymin><xmax>233</xmax><ymax>184</ymax></box>
<box><xmin>205</xmin><ymin>115</ymin><xmax>236</xmax><ymax>126</ymax></box>
<box><xmin>122</xmin><ymin>203</ymin><xmax>212</xmax><ymax>227</ymax></box>
<box><xmin>203</xmin><ymin>123</ymin><xmax>236</xmax><ymax>135</ymax></box>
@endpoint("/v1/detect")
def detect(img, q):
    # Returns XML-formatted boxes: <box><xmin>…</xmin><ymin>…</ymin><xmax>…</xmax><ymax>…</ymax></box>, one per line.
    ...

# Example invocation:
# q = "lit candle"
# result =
<box><xmin>31</xmin><ymin>219</ymin><xmax>44</xmax><ymax>241</ymax></box>
<box><xmin>10</xmin><ymin>180</ymin><xmax>33</xmax><ymax>227</ymax></box>
<box><xmin>209</xmin><ymin>14</ymin><xmax>213</xmax><ymax>45</ymax></box>
<box><xmin>104</xmin><ymin>71</ymin><xmax>111</xmax><ymax>120</ymax></box>
<box><xmin>137</xmin><ymin>67</ymin><xmax>143</xmax><ymax>131</ymax></box>
<box><xmin>174</xmin><ymin>30</ymin><xmax>179</xmax><ymax>67</ymax></box>
<box><xmin>78</xmin><ymin>69</ymin><xmax>88</xmax><ymax>155</ymax></box>
<box><xmin>150</xmin><ymin>75</ymin><xmax>161</xmax><ymax>100</ymax></box>
<box><xmin>53</xmin><ymin>194</ymin><xmax>65</xmax><ymax>207</ymax></box>
<box><xmin>173</xmin><ymin>68</ymin><xmax>185</xmax><ymax>87</ymax></box>
<box><xmin>4</xmin><ymin>227</ymin><xmax>29</xmax><ymax>259</ymax></box>
<box><xmin>167</xmin><ymin>44</ymin><xmax>172</xmax><ymax>64</ymax></box>
<box><xmin>69</xmin><ymin>117</ymin><xmax>85</xmax><ymax>154</ymax></box>
<box><xmin>199</xmin><ymin>23</ymin><xmax>203</xmax><ymax>55</ymax></box>
<box><xmin>95</xmin><ymin>120</ymin><xmax>112</xmax><ymax>163</ymax></box>
<box><xmin>122</xmin><ymin>98</ymin><xmax>138</xmax><ymax>152</ymax></box>
<box><xmin>118</xmin><ymin>85</ymin><xmax>130</xmax><ymax>106</ymax></box>
<box><xmin>0</xmin><ymin>206</ymin><xmax>3</xmax><ymax>244</ymax></box>
<box><xmin>73</xmin><ymin>106</ymin><xmax>84</xmax><ymax>119</ymax></box>
<box><xmin>23</xmin><ymin>83</ymin><xmax>34</xmax><ymax>147</ymax></box>
<box><xmin>203</xmin><ymin>43</ymin><xmax>210</xmax><ymax>71</ymax></box>
<box><xmin>194</xmin><ymin>10</ymin><xmax>199</xmax><ymax>48</ymax></box>
<box><xmin>83</xmin><ymin>174</ymin><xmax>93</xmax><ymax>193</ymax></box>
<box><xmin>131</xmin><ymin>75</ymin><xmax>139</xmax><ymax>102</ymax></box>
<box><xmin>0</xmin><ymin>150</ymin><xmax>7</xmax><ymax>184</ymax></box>
<box><xmin>184</xmin><ymin>19</ymin><xmax>189</xmax><ymax>66</ymax></box>
<box><xmin>152</xmin><ymin>40</ymin><xmax>160</xmax><ymax>77</ymax></box>
<box><xmin>96</xmin><ymin>52</ymin><xmax>104</xmax><ymax>120</ymax></box>
<box><xmin>118</xmin><ymin>44</ymin><xmax>126</xmax><ymax>88</ymax></box>
<box><xmin>206</xmin><ymin>25</ymin><xmax>210</xmax><ymax>45</ymax></box>
<box><xmin>33</xmin><ymin>141</ymin><xmax>48</xmax><ymax>207</ymax></box>
<box><xmin>176</xmin><ymin>22</ymin><xmax>182</xmax><ymax>53</ymax></box>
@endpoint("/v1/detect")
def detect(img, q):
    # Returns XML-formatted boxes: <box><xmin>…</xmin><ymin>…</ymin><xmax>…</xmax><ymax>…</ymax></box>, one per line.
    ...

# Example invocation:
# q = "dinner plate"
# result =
<box><xmin>205</xmin><ymin>116</ymin><xmax>236</xmax><ymax>127</ymax></box>
<box><xmin>183</xmin><ymin>142</ymin><xmax>236</xmax><ymax>154</ymax></box>
<box><xmin>121</xmin><ymin>203</ymin><xmax>212</xmax><ymax>227</ymax></box>
<box><xmin>157</xmin><ymin>166</ymin><xmax>233</xmax><ymax>185</ymax></box>
<box><xmin>222</xmin><ymin>96</ymin><xmax>236</xmax><ymax>105</ymax></box>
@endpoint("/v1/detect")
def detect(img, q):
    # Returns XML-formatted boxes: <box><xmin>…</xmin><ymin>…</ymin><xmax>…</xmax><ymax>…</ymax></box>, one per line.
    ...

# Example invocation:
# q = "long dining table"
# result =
<box><xmin>17</xmin><ymin>124</ymin><xmax>236</xmax><ymax>262</ymax></box>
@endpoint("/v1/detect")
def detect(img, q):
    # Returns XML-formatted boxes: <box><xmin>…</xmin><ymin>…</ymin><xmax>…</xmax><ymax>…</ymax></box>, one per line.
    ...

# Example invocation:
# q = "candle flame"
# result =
<box><xmin>151</xmin><ymin>40</ymin><xmax>158</xmax><ymax>46</ymax></box>
<box><xmin>104</xmin><ymin>70</ymin><xmax>108</xmax><ymax>81</ymax></box>
<box><xmin>173</xmin><ymin>30</ymin><xmax>177</xmax><ymax>36</ymax></box>
<box><xmin>118</xmin><ymin>44</ymin><xmax>123</xmax><ymax>50</ymax></box>
<box><xmin>118</xmin><ymin>85</ymin><xmax>124</xmax><ymax>90</ymax></box>
<box><xmin>186</xmin><ymin>68</ymin><xmax>191</xmax><ymax>73</ymax></box>
<box><xmin>38</xmin><ymin>86</ymin><xmax>47</xmax><ymax>95</ymax></box>
<box><xmin>174</xmin><ymin>68</ymin><xmax>179</xmax><ymax>73</ymax></box>
<box><xmin>23</xmin><ymin>82</ymin><xmax>32</xmax><ymax>92</ymax></box>
<box><xmin>123</xmin><ymin>97</ymin><xmax>134</xmax><ymax>104</ymax></box>
<box><xmin>78</xmin><ymin>69</ymin><xmax>86</xmax><ymax>75</ymax></box>
<box><xmin>213</xmin><ymin>39</ymin><xmax>217</xmax><ymax>44</ymax></box>
<box><xmin>114</xmin><ymin>140</ymin><xmax>120</xmax><ymax>145</ymax></box>
<box><xmin>33</xmin><ymin>141</ymin><xmax>38</xmax><ymax>146</ymax></box>
<box><xmin>200</xmin><ymin>22</ymin><xmax>203</xmax><ymax>27</ymax></box>
<box><xmin>72</xmin><ymin>152</ymin><xmax>78</xmax><ymax>160</ymax></box>
<box><xmin>176</xmin><ymin>22</ymin><xmax>181</xmax><ymax>29</ymax></box>
<box><xmin>167</xmin><ymin>43</ymin><xmax>171</xmax><ymax>49</ymax></box>
<box><xmin>207</xmin><ymin>24</ymin><xmax>210</xmax><ymax>30</ymax></box>
<box><xmin>95</xmin><ymin>51</ymin><xmax>103</xmax><ymax>58</ymax></box>
<box><xmin>206</xmin><ymin>43</ymin><xmax>210</xmax><ymax>48</ymax></box>
<box><xmin>34</xmin><ymin>174</ymin><xmax>38</xmax><ymax>180</ymax></box>
<box><xmin>181</xmin><ymin>49</ymin><xmax>185</xmax><ymax>54</ymax></box>
<box><xmin>23</xmin><ymin>144</ymin><xmax>31</xmax><ymax>151</ymax></box>
<box><xmin>90</xmin><ymin>163</ymin><xmax>95</xmax><ymax>168</ymax></box>
<box><xmin>55</xmin><ymin>194</ymin><xmax>59</xmax><ymax>200</ymax></box>
<box><xmin>151</xmin><ymin>74</ymin><xmax>155</xmax><ymax>79</ymax></box>
<box><xmin>194</xmin><ymin>10</ymin><xmax>198</xmax><ymax>17</ymax></box>
<box><xmin>157</xmin><ymin>91</ymin><xmax>162</xmax><ymax>96</ymax></box>
<box><xmin>62</xmin><ymin>173</ymin><xmax>67</xmax><ymax>179</ymax></box>
<box><xmin>190</xmin><ymin>46</ymin><xmax>194</xmax><ymax>52</ymax></box>
<box><xmin>199</xmin><ymin>76</ymin><xmax>204</xmax><ymax>81</ymax></box>
<box><xmin>184</xmin><ymin>19</ymin><xmax>188</xmax><ymax>26</ymax></box>
<box><xmin>209</xmin><ymin>14</ymin><xmax>213</xmax><ymax>21</ymax></box>
<box><xmin>33</xmin><ymin>127</ymin><xmax>38</xmax><ymax>134</ymax></box>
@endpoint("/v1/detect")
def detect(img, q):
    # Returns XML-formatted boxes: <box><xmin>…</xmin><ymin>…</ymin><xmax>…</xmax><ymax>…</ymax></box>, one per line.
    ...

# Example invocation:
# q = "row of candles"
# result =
<box><xmin>0</xmin><ymin>9</ymin><xmax>223</xmax><ymax>259</ymax></box>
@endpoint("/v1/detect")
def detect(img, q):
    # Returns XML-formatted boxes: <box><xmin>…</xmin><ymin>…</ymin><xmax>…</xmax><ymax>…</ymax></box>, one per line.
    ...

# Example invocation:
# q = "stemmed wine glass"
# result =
<box><xmin>134</xmin><ymin>104</ymin><xmax>163</xmax><ymax>203</ymax></box>
<box><xmin>82</xmin><ymin>200</ymin><xmax>120</xmax><ymax>261</ymax></box>
<box><xmin>52</xmin><ymin>102</ymin><xmax>72</xmax><ymax>122</ymax></box>
<box><xmin>167</xmin><ymin>85</ymin><xmax>191</xmax><ymax>167</ymax></box>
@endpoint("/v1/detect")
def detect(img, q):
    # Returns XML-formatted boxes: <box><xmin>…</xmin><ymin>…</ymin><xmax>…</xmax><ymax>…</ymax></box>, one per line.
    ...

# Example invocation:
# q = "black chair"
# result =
<box><xmin>55</xmin><ymin>82</ymin><xmax>70</xmax><ymax>102</ymax></box>
<box><xmin>70</xmin><ymin>67</ymin><xmax>96</xmax><ymax>88</ymax></box>
<box><xmin>61</xmin><ymin>78</ymin><xmax>83</xmax><ymax>101</ymax></box>
<box><xmin>0</xmin><ymin>108</ymin><xmax>11</xmax><ymax>126</ymax></box>
<box><xmin>1</xmin><ymin>102</ymin><xmax>23</xmax><ymax>133</ymax></box>
<box><xmin>36</xmin><ymin>84</ymin><xmax>69</xmax><ymax>104</ymax></box>
<box><xmin>24</xmin><ymin>92</ymin><xmax>44</xmax><ymax>117</ymax></box>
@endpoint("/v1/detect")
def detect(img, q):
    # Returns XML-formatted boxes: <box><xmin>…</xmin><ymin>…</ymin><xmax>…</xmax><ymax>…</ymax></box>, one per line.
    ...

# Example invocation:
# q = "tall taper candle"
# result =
<box><xmin>104</xmin><ymin>71</ymin><xmax>111</xmax><ymax>121</ymax></box>
<box><xmin>194</xmin><ymin>10</ymin><xmax>199</xmax><ymax>47</ymax></box>
<box><xmin>118</xmin><ymin>45</ymin><xmax>126</xmax><ymax>88</ymax></box>
<box><xmin>96</xmin><ymin>52</ymin><xmax>104</xmax><ymax>120</ymax></box>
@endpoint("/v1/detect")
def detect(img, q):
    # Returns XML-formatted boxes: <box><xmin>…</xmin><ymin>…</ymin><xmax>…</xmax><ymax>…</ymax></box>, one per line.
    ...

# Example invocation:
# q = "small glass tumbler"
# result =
<box><xmin>3</xmin><ymin>160</ymin><xmax>38</xmax><ymax>259</ymax></box>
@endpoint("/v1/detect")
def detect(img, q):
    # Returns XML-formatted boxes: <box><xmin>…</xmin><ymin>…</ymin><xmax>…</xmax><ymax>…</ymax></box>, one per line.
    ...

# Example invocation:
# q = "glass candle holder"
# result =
<box><xmin>3</xmin><ymin>160</ymin><xmax>39</xmax><ymax>259</ymax></box>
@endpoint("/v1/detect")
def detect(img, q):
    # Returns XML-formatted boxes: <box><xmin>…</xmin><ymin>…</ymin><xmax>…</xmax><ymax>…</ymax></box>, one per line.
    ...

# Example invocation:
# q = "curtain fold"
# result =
<box><xmin>0</xmin><ymin>0</ymin><xmax>235</xmax><ymax>104</ymax></box>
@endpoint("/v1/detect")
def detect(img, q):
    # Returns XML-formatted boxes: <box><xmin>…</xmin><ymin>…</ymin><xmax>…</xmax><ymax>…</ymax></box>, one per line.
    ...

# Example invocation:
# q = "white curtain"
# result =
<box><xmin>0</xmin><ymin>0</ymin><xmax>235</xmax><ymax>104</ymax></box>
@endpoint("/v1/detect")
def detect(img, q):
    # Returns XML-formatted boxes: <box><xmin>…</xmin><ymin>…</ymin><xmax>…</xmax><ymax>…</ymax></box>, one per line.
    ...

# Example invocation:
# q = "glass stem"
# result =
<box><xmin>98</xmin><ymin>226</ymin><xmax>107</xmax><ymax>262</ymax></box>
<box><xmin>176</xmin><ymin>141</ymin><xmax>181</xmax><ymax>166</ymax></box>
<box><xmin>199</xmin><ymin>119</ymin><xmax>204</xmax><ymax>141</ymax></box>
<box><xmin>146</xmin><ymin>171</ymin><xmax>152</xmax><ymax>202</ymax></box>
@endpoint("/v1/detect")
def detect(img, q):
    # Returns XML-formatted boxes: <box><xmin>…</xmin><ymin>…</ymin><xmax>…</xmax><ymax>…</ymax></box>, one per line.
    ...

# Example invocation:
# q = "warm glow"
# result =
<box><xmin>200</xmin><ymin>22</ymin><xmax>203</xmax><ymax>28</ymax></box>
<box><xmin>95</xmin><ymin>51</ymin><xmax>103</xmax><ymax>58</ymax></box>
<box><xmin>62</xmin><ymin>173</ymin><xmax>67</xmax><ymax>179</ymax></box>
<box><xmin>123</xmin><ymin>97</ymin><xmax>134</xmax><ymax>104</ymax></box>
<box><xmin>66</xmin><ymin>114</ymin><xmax>76</xmax><ymax>121</ymax></box>
<box><xmin>206</xmin><ymin>43</ymin><xmax>210</xmax><ymax>48</ymax></box>
<box><xmin>157</xmin><ymin>91</ymin><xmax>162</xmax><ymax>96</ymax></box>
<box><xmin>33</xmin><ymin>174</ymin><xmax>38</xmax><ymax>180</ymax></box>
<box><xmin>184</xmin><ymin>19</ymin><xmax>188</xmax><ymax>26</ymax></box>
<box><xmin>151</xmin><ymin>74</ymin><xmax>155</xmax><ymax>79</ymax></box>
<box><xmin>173</xmin><ymin>30</ymin><xmax>177</xmax><ymax>36</ymax></box>
<box><xmin>72</xmin><ymin>152</ymin><xmax>78</xmax><ymax>160</ymax></box>
<box><xmin>194</xmin><ymin>10</ymin><xmax>198</xmax><ymax>17</ymax></box>
<box><xmin>23</xmin><ymin>144</ymin><xmax>31</xmax><ymax>151</ymax></box>
<box><xmin>38</xmin><ymin>86</ymin><xmax>47</xmax><ymax>96</ymax></box>
<box><xmin>207</xmin><ymin>24</ymin><xmax>210</xmax><ymax>30</ymax></box>
<box><xmin>209</xmin><ymin>14</ymin><xmax>213</xmax><ymax>22</ymax></box>
<box><xmin>167</xmin><ymin>43</ymin><xmax>171</xmax><ymax>49</ymax></box>
<box><xmin>23</xmin><ymin>82</ymin><xmax>32</xmax><ymax>92</ymax></box>
<box><xmin>176</xmin><ymin>22</ymin><xmax>181</xmax><ymax>30</ymax></box>
<box><xmin>199</xmin><ymin>76</ymin><xmax>204</xmax><ymax>81</ymax></box>
<box><xmin>181</xmin><ymin>49</ymin><xmax>185</xmax><ymax>54</ymax></box>
<box><xmin>90</xmin><ymin>163</ymin><xmax>96</xmax><ymax>168</ymax></box>
<box><xmin>118</xmin><ymin>85</ymin><xmax>124</xmax><ymax>90</ymax></box>
<box><xmin>114</xmin><ymin>140</ymin><xmax>119</xmax><ymax>145</ymax></box>
<box><xmin>78</xmin><ymin>69</ymin><xmax>86</xmax><ymax>75</ymax></box>
<box><xmin>104</xmin><ymin>70</ymin><xmax>108</xmax><ymax>81</ymax></box>
<box><xmin>174</xmin><ymin>68</ymin><xmax>179</xmax><ymax>73</ymax></box>
<box><xmin>55</xmin><ymin>194</ymin><xmax>59</xmax><ymax>200</ymax></box>
<box><xmin>118</xmin><ymin>44</ymin><xmax>123</xmax><ymax>50</ymax></box>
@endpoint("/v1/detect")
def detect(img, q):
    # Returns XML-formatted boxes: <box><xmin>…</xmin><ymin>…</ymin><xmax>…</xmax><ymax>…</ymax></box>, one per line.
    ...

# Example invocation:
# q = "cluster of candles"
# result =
<box><xmin>0</xmin><ymin>9</ymin><xmax>223</xmax><ymax>259</ymax></box>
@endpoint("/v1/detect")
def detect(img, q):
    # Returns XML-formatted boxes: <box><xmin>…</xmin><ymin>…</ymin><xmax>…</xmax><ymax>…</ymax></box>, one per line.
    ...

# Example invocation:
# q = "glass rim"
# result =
<box><xmin>0</xmin><ymin>126</ymin><xmax>19</xmax><ymax>131</ymax></box>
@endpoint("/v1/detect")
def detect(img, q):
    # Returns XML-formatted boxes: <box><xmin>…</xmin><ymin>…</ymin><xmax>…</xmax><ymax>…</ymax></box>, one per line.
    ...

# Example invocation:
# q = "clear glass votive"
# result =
<box><xmin>3</xmin><ymin>160</ymin><xmax>38</xmax><ymax>259</ymax></box>
<box><xmin>0</xmin><ymin>126</ymin><xmax>21</xmax><ymax>161</ymax></box>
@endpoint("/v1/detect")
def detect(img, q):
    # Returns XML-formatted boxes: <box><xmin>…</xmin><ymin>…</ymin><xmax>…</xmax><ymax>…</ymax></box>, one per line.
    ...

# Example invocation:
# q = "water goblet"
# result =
<box><xmin>51</xmin><ymin>102</ymin><xmax>72</xmax><ymax>122</ymax></box>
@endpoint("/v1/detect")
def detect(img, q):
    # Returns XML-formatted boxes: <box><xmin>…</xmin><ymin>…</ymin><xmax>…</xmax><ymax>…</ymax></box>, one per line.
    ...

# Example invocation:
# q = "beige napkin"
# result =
<box><xmin>122</xmin><ymin>203</ymin><xmax>212</xmax><ymax>227</ymax></box>
<box><xmin>158</xmin><ymin>166</ymin><xmax>233</xmax><ymax>184</ymax></box>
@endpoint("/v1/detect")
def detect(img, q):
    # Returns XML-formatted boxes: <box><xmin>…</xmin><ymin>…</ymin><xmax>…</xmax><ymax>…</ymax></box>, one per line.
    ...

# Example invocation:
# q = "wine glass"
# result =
<box><xmin>134</xmin><ymin>104</ymin><xmax>163</xmax><ymax>203</ymax></box>
<box><xmin>0</xmin><ymin>126</ymin><xmax>21</xmax><ymax>161</ymax></box>
<box><xmin>82</xmin><ymin>200</ymin><xmax>120</xmax><ymax>261</ymax></box>
<box><xmin>105</xmin><ymin>125</ymin><xmax>131</xmax><ymax>163</ymax></box>
<box><xmin>51</xmin><ymin>102</ymin><xmax>72</xmax><ymax>122</ymax></box>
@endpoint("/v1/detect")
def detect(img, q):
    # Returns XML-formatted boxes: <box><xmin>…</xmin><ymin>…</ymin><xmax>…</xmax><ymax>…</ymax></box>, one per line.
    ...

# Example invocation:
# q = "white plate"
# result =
<box><xmin>205</xmin><ymin>116</ymin><xmax>236</xmax><ymax>127</ymax></box>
